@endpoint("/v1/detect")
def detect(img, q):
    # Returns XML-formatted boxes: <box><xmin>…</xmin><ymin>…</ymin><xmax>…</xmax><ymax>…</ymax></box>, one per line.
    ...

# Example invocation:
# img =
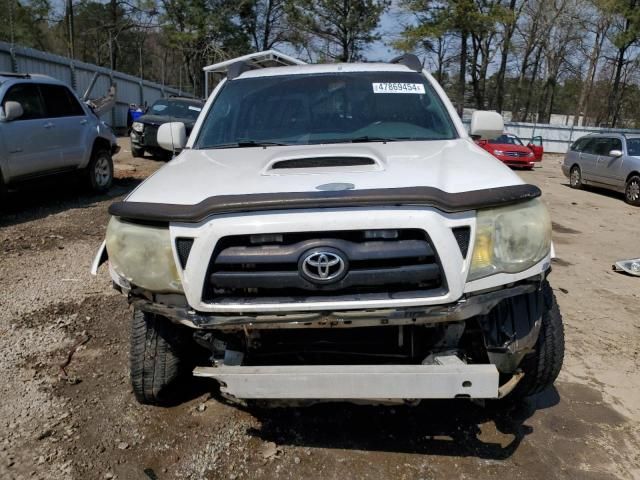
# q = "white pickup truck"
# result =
<box><xmin>93</xmin><ymin>54</ymin><xmax>563</xmax><ymax>406</ymax></box>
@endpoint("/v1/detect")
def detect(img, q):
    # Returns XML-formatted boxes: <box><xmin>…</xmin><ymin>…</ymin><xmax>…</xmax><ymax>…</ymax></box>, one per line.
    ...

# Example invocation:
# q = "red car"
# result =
<box><xmin>476</xmin><ymin>133</ymin><xmax>544</xmax><ymax>169</ymax></box>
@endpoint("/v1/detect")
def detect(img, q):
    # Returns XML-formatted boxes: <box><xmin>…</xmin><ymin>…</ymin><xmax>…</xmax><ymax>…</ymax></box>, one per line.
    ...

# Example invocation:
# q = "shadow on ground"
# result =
<box><xmin>0</xmin><ymin>176</ymin><xmax>141</xmax><ymax>228</ymax></box>
<box><xmin>243</xmin><ymin>388</ymin><xmax>560</xmax><ymax>461</ymax></box>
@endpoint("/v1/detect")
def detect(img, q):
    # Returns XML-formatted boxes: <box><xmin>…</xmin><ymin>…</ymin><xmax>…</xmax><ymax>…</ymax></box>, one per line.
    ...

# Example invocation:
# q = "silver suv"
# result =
<box><xmin>562</xmin><ymin>133</ymin><xmax>640</xmax><ymax>205</ymax></box>
<box><xmin>0</xmin><ymin>72</ymin><xmax>119</xmax><ymax>193</ymax></box>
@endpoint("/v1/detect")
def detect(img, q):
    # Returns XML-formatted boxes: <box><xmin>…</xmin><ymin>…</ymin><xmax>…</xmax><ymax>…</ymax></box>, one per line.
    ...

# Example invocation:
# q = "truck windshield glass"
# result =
<box><xmin>196</xmin><ymin>71</ymin><xmax>457</xmax><ymax>148</ymax></box>
<box><xmin>150</xmin><ymin>99</ymin><xmax>202</xmax><ymax>120</ymax></box>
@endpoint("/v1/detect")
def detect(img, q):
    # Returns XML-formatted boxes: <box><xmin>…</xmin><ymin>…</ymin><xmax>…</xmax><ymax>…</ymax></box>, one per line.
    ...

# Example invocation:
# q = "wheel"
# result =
<box><xmin>509</xmin><ymin>281</ymin><xmax>565</xmax><ymax>399</ymax></box>
<box><xmin>86</xmin><ymin>149</ymin><xmax>113</xmax><ymax>193</ymax></box>
<box><xmin>130</xmin><ymin>309</ymin><xmax>193</xmax><ymax>405</ymax></box>
<box><xmin>624</xmin><ymin>175</ymin><xmax>640</xmax><ymax>206</ymax></box>
<box><xmin>131</xmin><ymin>146</ymin><xmax>144</xmax><ymax>158</ymax></box>
<box><xmin>569</xmin><ymin>165</ymin><xmax>582</xmax><ymax>189</ymax></box>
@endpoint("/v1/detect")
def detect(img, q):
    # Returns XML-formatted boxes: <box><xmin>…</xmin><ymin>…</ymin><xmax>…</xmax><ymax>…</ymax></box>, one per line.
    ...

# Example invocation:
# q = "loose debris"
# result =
<box><xmin>260</xmin><ymin>442</ymin><xmax>281</xmax><ymax>460</ymax></box>
<box><xmin>612</xmin><ymin>258</ymin><xmax>640</xmax><ymax>276</ymax></box>
<box><xmin>59</xmin><ymin>334</ymin><xmax>91</xmax><ymax>378</ymax></box>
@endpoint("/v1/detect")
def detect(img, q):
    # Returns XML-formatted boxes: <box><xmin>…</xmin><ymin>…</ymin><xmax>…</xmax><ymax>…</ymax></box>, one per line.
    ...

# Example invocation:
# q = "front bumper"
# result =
<box><xmin>131</xmin><ymin>277</ymin><xmax>541</xmax><ymax>331</ymax></box>
<box><xmin>497</xmin><ymin>157</ymin><xmax>537</xmax><ymax>168</ymax></box>
<box><xmin>130</xmin><ymin>130</ymin><xmax>157</xmax><ymax>149</ymax></box>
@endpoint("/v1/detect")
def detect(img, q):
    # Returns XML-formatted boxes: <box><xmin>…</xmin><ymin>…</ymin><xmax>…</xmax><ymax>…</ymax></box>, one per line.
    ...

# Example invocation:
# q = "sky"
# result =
<box><xmin>364</xmin><ymin>4</ymin><xmax>408</xmax><ymax>62</ymax></box>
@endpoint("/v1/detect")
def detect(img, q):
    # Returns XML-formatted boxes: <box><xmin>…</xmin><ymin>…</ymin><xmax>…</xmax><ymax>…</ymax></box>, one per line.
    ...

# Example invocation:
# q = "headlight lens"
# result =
<box><xmin>105</xmin><ymin>217</ymin><xmax>182</xmax><ymax>292</ymax></box>
<box><xmin>132</xmin><ymin>121</ymin><xmax>144</xmax><ymax>133</ymax></box>
<box><xmin>493</xmin><ymin>150</ymin><xmax>505</xmax><ymax>155</ymax></box>
<box><xmin>468</xmin><ymin>199</ymin><xmax>551</xmax><ymax>281</ymax></box>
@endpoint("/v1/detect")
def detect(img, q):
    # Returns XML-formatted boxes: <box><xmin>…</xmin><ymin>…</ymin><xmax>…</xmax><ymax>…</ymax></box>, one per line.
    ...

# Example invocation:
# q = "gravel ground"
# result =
<box><xmin>0</xmin><ymin>142</ymin><xmax>638</xmax><ymax>480</ymax></box>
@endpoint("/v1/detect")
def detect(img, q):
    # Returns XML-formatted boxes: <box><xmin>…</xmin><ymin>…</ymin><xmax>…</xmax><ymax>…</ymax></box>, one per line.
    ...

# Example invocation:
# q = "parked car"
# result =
<box><xmin>476</xmin><ymin>133</ymin><xmax>543</xmax><ymax>168</ymax></box>
<box><xmin>130</xmin><ymin>96</ymin><xmax>204</xmax><ymax>159</ymax></box>
<box><xmin>562</xmin><ymin>133</ymin><xmax>640</xmax><ymax>206</ymax></box>
<box><xmin>0</xmin><ymin>72</ymin><xmax>119</xmax><ymax>193</ymax></box>
<box><xmin>93</xmin><ymin>54</ymin><xmax>563</xmax><ymax>407</ymax></box>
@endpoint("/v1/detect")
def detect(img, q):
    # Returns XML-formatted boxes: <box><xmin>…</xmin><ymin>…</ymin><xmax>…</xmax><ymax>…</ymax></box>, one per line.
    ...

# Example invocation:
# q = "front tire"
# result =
<box><xmin>624</xmin><ymin>175</ymin><xmax>640</xmax><ymax>206</ymax></box>
<box><xmin>510</xmin><ymin>281</ymin><xmax>565</xmax><ymax>399</ymax></box>
<box><xmin>130</xmin><ymin>309</ymin><xmax>192</xmax><ymax>405</ymax></box>
<box><xmin>131</xmin><ymin>146</ymin><xmax>144</xmax><ymax>158</ymax></box>
<box><xmin>569</xmin><ymin>165</ymin><xmax>583</xmax><ymax>189</ymax></box>
<box><xmin>86</xmin><ymin>149</ymin><xmax>113</xmax><ymax>193</ymax></box>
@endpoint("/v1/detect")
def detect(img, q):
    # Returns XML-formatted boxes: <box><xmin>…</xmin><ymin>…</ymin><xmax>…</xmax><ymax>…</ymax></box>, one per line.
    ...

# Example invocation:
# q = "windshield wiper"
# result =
<box><xmin>204</xmin><ymin>140</ymin><xmax>289</xmax><ymax>149</ymax></box>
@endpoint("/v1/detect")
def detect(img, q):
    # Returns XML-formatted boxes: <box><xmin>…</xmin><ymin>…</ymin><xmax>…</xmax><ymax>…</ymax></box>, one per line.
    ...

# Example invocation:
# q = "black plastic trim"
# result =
<box><xmin>390</xmin><ymin>54</ymin><xmax>423</xmax><ymax>72</ymax></box>
<box><xmin>109</xmin><ymin>184</ymin><xmax>541</xmax><ymax>224</ymax></box>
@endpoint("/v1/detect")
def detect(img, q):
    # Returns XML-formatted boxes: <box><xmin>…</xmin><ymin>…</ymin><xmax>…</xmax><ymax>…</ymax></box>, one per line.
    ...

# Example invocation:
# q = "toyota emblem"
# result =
<box><xmin>299</xmin><ymin>249</ymin><xmax>348</xmax><ymax>284</ymax></box>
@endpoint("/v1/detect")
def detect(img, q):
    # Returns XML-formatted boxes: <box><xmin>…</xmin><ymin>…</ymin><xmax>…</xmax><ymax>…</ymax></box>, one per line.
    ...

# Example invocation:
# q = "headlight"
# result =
<box><xmin>468</xmin><ymin>199</ymin><xmax>551</xmax><ymax>281</ymax></box>
<box><xmin>527</xmin><ymin>151</ymin><xmax>534</xmax><ymax>157</ymax></box>
<box><xmin>493</xmin><ymin>150</ymin><xmax>505</xmax><ymax>155</ymax></box>
<box><xmin>105</xmin><ymin>217</ymin><xmax>182</xmax><ymax>292</ymax></box>
<box><xmin>132</xmin><ymin>122</ymin><xmax>144</xmax><ymax>133</ymax></box>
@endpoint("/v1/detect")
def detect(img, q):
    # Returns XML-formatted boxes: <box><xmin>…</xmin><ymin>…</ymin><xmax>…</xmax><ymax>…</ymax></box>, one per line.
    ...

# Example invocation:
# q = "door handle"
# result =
<box><xmin>44</xmin><ymin>122</ymin><xmax>54</xmax><ymax>129</ymax></box>
<box><xmin>80</xmin><ymin>119</ymin><xmax>88</xmax><ymax>125</ymax></box>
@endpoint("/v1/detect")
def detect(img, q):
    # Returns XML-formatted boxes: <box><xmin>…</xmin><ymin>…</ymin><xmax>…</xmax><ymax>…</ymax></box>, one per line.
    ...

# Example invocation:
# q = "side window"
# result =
<box><xmin>609</xmin><ymin>138</ymin><xmax>622</xmax><ymax>152</ymax></box>
<box><xmin>627</xmin><ymin>139</ymin><xmax>640</xmax><ymax>156</ymax></box>
<box><xmin>39</xmin><ymin>84</ymin><xmax>85</xmax><ymax>118</ymax></box>
<box><xmin>593</xmin><ymin>138</ymin><xmax>613</xmax><ymax>155</ymax></box>
<box><xmin>2</xmin><ymin>83</ymin><xmax>46</xmax><ymax>120</ymax></box>
<box><xmin>571</xmin><ymin>137</ymin><xmax>588</xmax><ymax>152</ymax></box>
<box><xmin>578</xmin><ymin>138</ymin><xmax>596</xmax><ymax>153</ymax></box>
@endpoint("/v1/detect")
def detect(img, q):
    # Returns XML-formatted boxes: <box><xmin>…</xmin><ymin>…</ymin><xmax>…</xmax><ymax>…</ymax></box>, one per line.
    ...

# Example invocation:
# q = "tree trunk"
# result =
<box><xmin>520</xmin><ymin>45</ymin><xmax>543</xmax><ymax>122</ymax></box>
<box><xmin>574</xmin><ymin>25</ymin><xmax>606</xmax><ymax>126</ymax></box>
<box><xmin>607</xmin><ymin>45</ymin><xmax>628</xmax><ymax>127</ymax></box>
<box><xmin>109</xmin><ymin>0</ymin><xmax>118</xmax><ymax>70</ymax></box>
<box><xmin>457</xmin><ymin>30</ymin><xmax>468</xmax><ymax>116</ymax></box>
<box><xmin>494</xmin><ymin>0</ymin><xmax>518</xmax><ymax>113</ymax></box>
<box><xmin>470</xmin><ymin>34</ymin><xmax>482</xmax><ymax>108</ymax></box>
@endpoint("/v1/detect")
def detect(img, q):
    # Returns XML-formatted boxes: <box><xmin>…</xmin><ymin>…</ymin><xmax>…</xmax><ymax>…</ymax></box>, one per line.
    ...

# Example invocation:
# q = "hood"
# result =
<box><xmin>485</xmin><ymin>143</ymin><xmax>532</xmax><ymax>153</ymax></box>
<box><xmin>137</xmin><ymin>114</ymin><xmax>196</xmax><ymax>127</ymax></box>
<box><xmin>125</xmin><ymin>139</ymin><xmax>525</xmax><ymax>205</ymax></box>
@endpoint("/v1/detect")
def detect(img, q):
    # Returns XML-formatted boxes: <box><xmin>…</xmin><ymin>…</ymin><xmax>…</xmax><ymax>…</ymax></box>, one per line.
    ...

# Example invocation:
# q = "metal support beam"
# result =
<box><xmin>193</xmin><ymin>364</ymin><xmax>499</xmax><ymax>400</ymax></box>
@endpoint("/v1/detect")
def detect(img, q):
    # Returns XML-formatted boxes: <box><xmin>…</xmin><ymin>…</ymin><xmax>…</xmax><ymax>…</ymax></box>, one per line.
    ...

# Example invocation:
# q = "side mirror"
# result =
<box><xmin>1</xmin><ymin>101</ymin><xmax>24</xmax><ymax>121</ymax></box>
<box><xmin>609</xmin><ymin>149</ymin><xmax>623</xmax><ymax>157</ymax></box>
<box><xmin>470</xmin><ymin>111</ymin><xmax>504</xmax><ymax>140</ymax></box>
<box><xmin>157</xmin><ymin>122</ymin><xmax>187</xmax><ymax>152</ymax></box>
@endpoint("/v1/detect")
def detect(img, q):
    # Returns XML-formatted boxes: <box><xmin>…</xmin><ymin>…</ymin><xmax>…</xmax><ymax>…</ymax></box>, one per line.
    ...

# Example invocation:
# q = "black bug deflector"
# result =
<box><xmin>109</xmin><ymin>184</ymin><xmax>541</xmax><ymax>223</ymax></box>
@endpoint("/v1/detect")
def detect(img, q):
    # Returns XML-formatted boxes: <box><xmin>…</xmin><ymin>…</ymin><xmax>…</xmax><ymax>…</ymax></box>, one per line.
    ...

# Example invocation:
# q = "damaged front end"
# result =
<box><xmin>124</xmin><ymin>275</ymin><xmax>545</xmax><ymax>403</ymax></box>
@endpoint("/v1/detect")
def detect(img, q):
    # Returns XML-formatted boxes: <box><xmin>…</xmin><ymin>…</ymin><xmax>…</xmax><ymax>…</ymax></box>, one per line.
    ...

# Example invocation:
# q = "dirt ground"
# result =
<box><xmin>0</xmin><ymin>140</ymin><xmax>639</xmax><ymax>480</ymax></box>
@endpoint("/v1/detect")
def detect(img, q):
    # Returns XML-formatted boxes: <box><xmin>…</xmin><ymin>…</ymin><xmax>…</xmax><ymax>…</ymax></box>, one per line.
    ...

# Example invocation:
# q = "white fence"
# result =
<box><xmin>462</xmin><ymin>119</ymin><xmax>640</xmax><ymax>154</ymax></box>
<box><xmin>0</xmin><ymin>41</ymin><xmax>190</xmax><ymax>130</ymax></box>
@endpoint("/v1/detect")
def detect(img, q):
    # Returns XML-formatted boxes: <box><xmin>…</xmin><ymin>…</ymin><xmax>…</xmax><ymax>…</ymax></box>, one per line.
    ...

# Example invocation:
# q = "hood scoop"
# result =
<box><xmin>271</xmin><ymin>156</ymin><xmax>375</xmax><ymax>169</ymax></box>
<box><xmin>265</xmin><ymin>155</ymin><xmax>383</xmax><ymax>175</ymax></box>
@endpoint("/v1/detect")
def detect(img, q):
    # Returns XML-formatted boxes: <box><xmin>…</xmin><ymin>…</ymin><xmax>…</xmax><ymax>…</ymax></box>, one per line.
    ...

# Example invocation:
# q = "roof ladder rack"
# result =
<box><xmin>389</xmin><ymin>54</ymin><xmax>423</xmax><ymax>72</ymax></box>
<box><xmin>0</xmin><ymin>72</ymin><xmax>31</xmax><ymax>79</ymax></box>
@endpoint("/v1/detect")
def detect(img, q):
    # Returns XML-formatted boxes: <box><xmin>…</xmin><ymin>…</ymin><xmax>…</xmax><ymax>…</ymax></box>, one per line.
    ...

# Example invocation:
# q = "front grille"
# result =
<box><xmin>504</xmin><ymin>151</ymin><xmax>530</xmax><ymax>158</ymax></box>
<box><xmin>143</xmin><ymin>124</ymin><xmax>159</xmax><ymax>147</ymax></box>
<box><xmin>202</xmin><ymin>229</ymin><xmax>446</xmax><ymax>304</ymax></box>
<box><xmin>176</xmin><ymin>238</ymin><xmax>194</xmax><ymax>268</ymax></box>
<box><xmin>452</xmin><ymin>227</ymin><xmax>471</xmax><ymax>258</ymax></box>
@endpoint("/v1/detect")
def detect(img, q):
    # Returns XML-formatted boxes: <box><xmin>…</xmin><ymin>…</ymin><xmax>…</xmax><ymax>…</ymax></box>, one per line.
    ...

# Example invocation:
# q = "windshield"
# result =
<box><xmin>195</xmin><ymin>71</ymin><xmax>457</xmax><ymax>148</ymax></box>
<box><xmin>489</xmin><ymin>134</ymin><xmax>523</xmax><ymax>146</ymax></box>
<box><xmin>149</xmin><ymin>99</ymin><xmax>202</xmax><ymax>120</ymax></box>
